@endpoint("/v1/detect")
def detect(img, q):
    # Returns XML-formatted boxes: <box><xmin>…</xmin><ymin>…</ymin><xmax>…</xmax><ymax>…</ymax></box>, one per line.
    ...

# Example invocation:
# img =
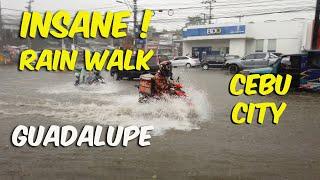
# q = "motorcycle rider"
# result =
<box><xmin>74</xmin><ymin>66</ymin><xmax>83</xmax><ymax>86</ymax></box>
<box><xmin>74</xmin><ymin>66</ymin><xmax>88</xmax><ymax>85</ymax></box>
<box><xmin>74</xmin><ymin>65</ymin><xmax>105</xmax><ymax>86</ymax></box>
<box><xmin>154</xmin><ymin>61</ymin><xmax>174</xmax><ymax>96</ymax></box>
<box><xmin>93</xmin><ymin>70</ymin><xmax>104</xmax><ymax>82</ymax></box>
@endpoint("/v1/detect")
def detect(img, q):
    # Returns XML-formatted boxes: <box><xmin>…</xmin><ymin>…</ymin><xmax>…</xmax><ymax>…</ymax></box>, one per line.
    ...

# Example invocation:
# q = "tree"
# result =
<box><xmin>186</xmin><ymin>16</ymin><xmax>203</xmax><ymax>26</ymax></box>
<box><xmin>147</xmin><ymin>26</ymin><xmax>157</xmax><ymax>36</ymax></box>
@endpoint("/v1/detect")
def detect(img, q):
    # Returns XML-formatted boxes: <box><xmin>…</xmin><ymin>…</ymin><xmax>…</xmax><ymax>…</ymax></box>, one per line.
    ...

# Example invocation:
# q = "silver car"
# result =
<box><xmin>169</xmin><ymin>56</ymin><xmax>201</xmax><ymax>68</ymax></box>
<box><xmin>225</xmin><ymin>52</ymin><xmax>279</xmax><ymax>74</ymax></box>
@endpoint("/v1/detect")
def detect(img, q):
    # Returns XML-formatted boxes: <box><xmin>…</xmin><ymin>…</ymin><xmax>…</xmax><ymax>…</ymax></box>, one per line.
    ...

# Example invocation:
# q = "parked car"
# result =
<box><xmin>225</xmin><ymin>55</ymin><xmax>240</xmax><ymax>61</ymax></box>
<box><xmin>169</xmin><ymin>56</ymin><xmax>200</xmax><ymax>68</ymax></box>
<box><xmin>110</xmin><ymin>56</ymin><xmax>159</xmax><ymax>80</ymax></box>
<box><xmin>201</xmin><ymin>55</ymin><xmax>227</xmax><ymax>70</ymax></box>
<box><xmin>241</xmin><ymin>54</ymin><xmax>308</xmax><ymax>90</ymax></box>
<box><xmin>225</xmin><ymin>52</ymin><xmax>279</xmax><ymax>74</ymax></box>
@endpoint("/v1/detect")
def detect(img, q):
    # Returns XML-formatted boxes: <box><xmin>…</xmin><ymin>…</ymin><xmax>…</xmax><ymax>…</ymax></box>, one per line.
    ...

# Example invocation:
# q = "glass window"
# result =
<box><xmin>255</xmin><ymin>39</ymin><xmax>264</xmax><ymax>52</ymax></box>
<box><xmin>270</xmin><ymin>54</ymin><xmax>278</xmax><ymax>58</ymax></box>
<box><xmin>280</xmin><ymin>56</ymin><xmax>292</xmax><ymax>70</ymax></box>
<box><xmin>216</xmin><ymin>56</ymin><xmax>225</xmax><ymax>61</ymax></box>
<box><xmin>206</xmin><ymin>56</ymin><xmax>215</xmax><ymax>61</ymax></box>
<box><xmin>268</xmin><ymin>39</ymin><xmax>277</xmax><ymax>52</ymax></box>
<box><xmin>255</xmin><ymin>53</ymin><xmax>267</xmax><ymax>59</ymax></box>
<box><xmin>245</xmin><ymin>54</ymin><xmax>255</xmax><ymax>59</ymax></box>
<box><xmin>175</xmin><ymin>57</ymin><xmax>186</xmax><ymax>60</ymax></box>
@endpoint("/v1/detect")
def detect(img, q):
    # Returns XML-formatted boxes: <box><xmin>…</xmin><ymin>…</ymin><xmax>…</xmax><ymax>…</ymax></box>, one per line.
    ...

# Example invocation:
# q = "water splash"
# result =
<box><xmin>2</xmin><ymin>80</ymin><xmax>212</xmax><ymax>136</ymax></box>
<box><xmin>37</xmin><ymin>82</ymin><xmax>120</xmax><ymax>95</ymax></box>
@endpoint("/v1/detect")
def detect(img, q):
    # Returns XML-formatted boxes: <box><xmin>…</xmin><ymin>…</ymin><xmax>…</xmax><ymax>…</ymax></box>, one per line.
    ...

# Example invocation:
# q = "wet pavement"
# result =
<box><xmin>0</xmin><ymin>65</ymin><xmax>319</xmax><ymax>179</ymax></box>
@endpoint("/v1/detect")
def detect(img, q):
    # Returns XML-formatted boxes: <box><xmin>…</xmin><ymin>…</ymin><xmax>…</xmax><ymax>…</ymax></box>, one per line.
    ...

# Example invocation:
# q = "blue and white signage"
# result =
<box><xmin>207</xmin><ymin>27</ymin><xmax>222</xmax><ymax>35</ymax></box>
<box><xmin>183</xmin><ymin>25</ymin><xmax>246</xmax><ymax>38</ymax></box>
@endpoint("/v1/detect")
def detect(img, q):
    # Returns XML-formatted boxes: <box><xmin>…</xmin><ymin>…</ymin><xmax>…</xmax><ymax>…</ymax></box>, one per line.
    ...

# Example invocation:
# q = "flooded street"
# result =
<box><xmin>0</xmin><ymin>66</ymin><xmax>320</xmax><ymax>179</ymax></box>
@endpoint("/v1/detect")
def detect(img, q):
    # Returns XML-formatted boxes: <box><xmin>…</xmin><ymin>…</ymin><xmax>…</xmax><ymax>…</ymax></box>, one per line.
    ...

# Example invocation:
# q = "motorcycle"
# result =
<box><xmin>74</xmin><ymin>71</ymin><xmax>105</xmax><ymax>86</ymax></box>
<box><xmin>171</xmin><ymin>83</ymin><xmax>187</xmax><ymax>97</ymax></box>
<box><xmin>137</xmin><ymin>74</ymin><xmax>189</xmax><ymax>103</ymax></box>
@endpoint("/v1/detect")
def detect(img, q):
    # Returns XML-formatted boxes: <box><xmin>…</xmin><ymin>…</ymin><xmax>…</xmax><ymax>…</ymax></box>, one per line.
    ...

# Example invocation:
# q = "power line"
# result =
<box><xmin>139</xmin><ymin>0</ymin><xmax>314</xmax><ymax>7</ymax></box>
<box><xmin>147</xmin><ymin>7</ymin><xmax>315</xmax><ymax>23</ymax></box>
<box><xmin>2</xmin><ymin>5</ymin><xmax>312</xmax><ymax>23</ymax></box>
<box><xmin>145</xmin><ymin>0</ymin><xmax>314</xmax><ymax>11</ymax></box>
<box><xmin>134</xmin><ymin>0</ymin><xmax>314</xmax><ymax>19</ymax></box>
<box><xmin>0</xmin><ymin>0</ymin><xmax>316</xmax><ymax>31</ymax></box>
<box><xmin>0</xmin><ymin>0</ymin><xmax>314</xmax><ymax>15</ymax></box>
<box><xmin>148</xmin><ymin>4</ymin><xmax>315</xmax><ymax>24</ymax></box>
<box><xmin>1</xmin><ymin>7</ymin><xmax>24</xmax><ymax>12</ymax></box>
<box><xmin>202</xmin><ymin>0</ymin><xmax>215</xmax><ymax>24</ymax></box>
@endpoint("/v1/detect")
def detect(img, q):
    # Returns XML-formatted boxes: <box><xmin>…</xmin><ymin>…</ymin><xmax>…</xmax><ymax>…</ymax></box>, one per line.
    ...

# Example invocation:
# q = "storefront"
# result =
<box><xmin>182</xmin><ymin>20</ymin><xmax>313</xmax><ymax>58</ymax></box>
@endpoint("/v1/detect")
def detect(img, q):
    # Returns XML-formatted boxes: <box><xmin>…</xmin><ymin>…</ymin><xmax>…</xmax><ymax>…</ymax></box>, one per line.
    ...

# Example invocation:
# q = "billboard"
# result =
<box><xmin>183</xmin><ymin>25</ymin><xmax>246</xmax><ymax>38</ymax></box>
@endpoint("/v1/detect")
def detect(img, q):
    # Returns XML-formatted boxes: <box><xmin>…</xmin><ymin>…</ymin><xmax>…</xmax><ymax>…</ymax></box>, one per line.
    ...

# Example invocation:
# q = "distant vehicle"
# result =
<box><xmin>157</xmin><ymin>55</ymin><xmax>169</xmax><ymax>63</ymax></box>
<box><xmin>0</xmin><ymin>52</ymin><xmax>10</xmax><ymax>65</ymax></box>
<box><xmin>299</xmin><ymin>51</ymin><xmax>320</xmax><ymax>91</ymax></box>
<box><xmin>272</xmin><ymin>52</ymin><xmax>283</xmax><ymax>57</ymax></box>
<box><xmin>74</xmin><ymin>69</ymin><xmax>105</xmax><ymax>86</ymax></box>
<box><xmin>240</xmin><ymin>54</ymin><xmax>303</xmax><ymax>90</ymax></box>
<box><xmin>110</xmin><ymin>56</ymin><xmax>159</xmax><ymax>80</ymax></box>
<box><xmin>225</xmin><ymin>55</ymin><xmax>240</xmax><ymax>60</ymax></box>
<box><xmin>201</xmin><ymin>55</ymin><xmax>227</xmax><ymax>70</ymax></box>
<box><xmin>224</xmin><ymin>52</ymin><xmax>279</xmax><ymax>74</ymax></box>
<box><xmin>241</xmin><ymin>51</ymin><xmax>320</xmax><ymax>91</ymax></box>
<box><xmin>169</xmin><ymin>56</ymin><xmax>200</xmax><ymax>68</ymax></box>
<box><xmin>240</xmin><ymin>59</ymin><xmax>280</xmax><ymax>75</ymax></box>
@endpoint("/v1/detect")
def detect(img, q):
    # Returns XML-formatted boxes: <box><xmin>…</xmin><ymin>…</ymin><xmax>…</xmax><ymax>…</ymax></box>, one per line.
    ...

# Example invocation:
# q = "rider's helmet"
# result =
<box><xmin>159</xmin><ymin>61</ymin><xmax>172</xmax><ymax>78</ymax></box>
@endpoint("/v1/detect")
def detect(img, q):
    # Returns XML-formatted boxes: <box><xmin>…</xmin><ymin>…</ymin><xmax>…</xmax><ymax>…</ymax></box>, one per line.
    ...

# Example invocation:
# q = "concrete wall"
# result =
<box><xmin>302</xmin><ymin>22</ymin><xmax>313</xmax><ymax>50</ymax></box>
<box><xmin>277</xmin><ymin>39</ymin><xmax>301</xmax><ymax>54</ymax></box>
<box><xmin>182</xmin><ymin>20</ymin><xmax>313</xmax><ymax>56</ymax></box>
<box><xmin>246</xmin><ymin>39</ymin><xmax>255</xmax><ymax>55</ymax></box>
<box><xmin>229</xmin><ymin>39</ymin><xmax>246</xmax><ymax>57</ymax></box>
<box><xmin>246</xmin><ymin>20</ymin><xmax>312</xmax><ymax>54</ymax></box>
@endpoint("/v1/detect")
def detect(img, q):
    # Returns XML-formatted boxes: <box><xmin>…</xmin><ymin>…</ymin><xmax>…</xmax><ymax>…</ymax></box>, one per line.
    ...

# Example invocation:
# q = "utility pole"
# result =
<box><xmin>26</xmin><ymin>0</ymin><xmax>34</xmax><ymax>49</ymax></box>
<box><xmin>312</xmin><ymin>0</ymin><xmax>320</xmax><ymax>49</ymax></box>
<box><xmin>0</xmin><ymin>0</ymin><xmax>3</xmax><ymax>50</ymax></box>
<box><xmin>202</xmin><ymin>0</ymin><xmax>215</xmax><ymax>24</ymax></box>
<box><xmin>133</xmin><ymin>0</ymin><xmax>137</xmax><ymax>51</ymax></box>
<box><xmin>200</xmin><ymin>13</ymin><xmax>206</xmax><ymax>24</ymax></box>
<box><xmin>237</xmin><ymin>15</ymin><xmax>244</xmax><ymax>23</ymax></box>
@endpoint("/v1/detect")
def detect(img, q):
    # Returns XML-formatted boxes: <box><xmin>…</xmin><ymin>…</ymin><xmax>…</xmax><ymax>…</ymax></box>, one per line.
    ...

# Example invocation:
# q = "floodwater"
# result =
<box><xmin>0</xmin><ymin>66</ymin><xmax>319</xmax><ymax>179</ymax></box>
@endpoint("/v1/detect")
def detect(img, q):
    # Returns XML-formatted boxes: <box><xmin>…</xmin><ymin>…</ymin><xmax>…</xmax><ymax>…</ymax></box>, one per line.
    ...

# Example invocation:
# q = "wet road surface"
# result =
<box><xmin>0</xmin><ymin>66</ymin><xmax>319</xmax><ymax>179</ymax></box>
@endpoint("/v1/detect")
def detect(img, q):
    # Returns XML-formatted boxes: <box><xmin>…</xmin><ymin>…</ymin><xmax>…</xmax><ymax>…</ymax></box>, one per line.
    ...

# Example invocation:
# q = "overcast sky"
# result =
<box><xmin>1</xmin><ymin>0</ymin><xmax>317</xmax><ymax>30</ymax></box>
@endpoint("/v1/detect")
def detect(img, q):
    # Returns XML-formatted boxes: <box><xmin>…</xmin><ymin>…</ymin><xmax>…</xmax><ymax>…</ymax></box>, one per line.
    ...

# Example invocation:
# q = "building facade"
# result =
<box><xmin>182</xmin><ymin>20</ymin><xmax>313</xmax><ymax>59</ymax></box>
<box><xmin>146</xmin><ymin>31</ymin><xmax>182</xmax><ymax>59</ymax></box>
